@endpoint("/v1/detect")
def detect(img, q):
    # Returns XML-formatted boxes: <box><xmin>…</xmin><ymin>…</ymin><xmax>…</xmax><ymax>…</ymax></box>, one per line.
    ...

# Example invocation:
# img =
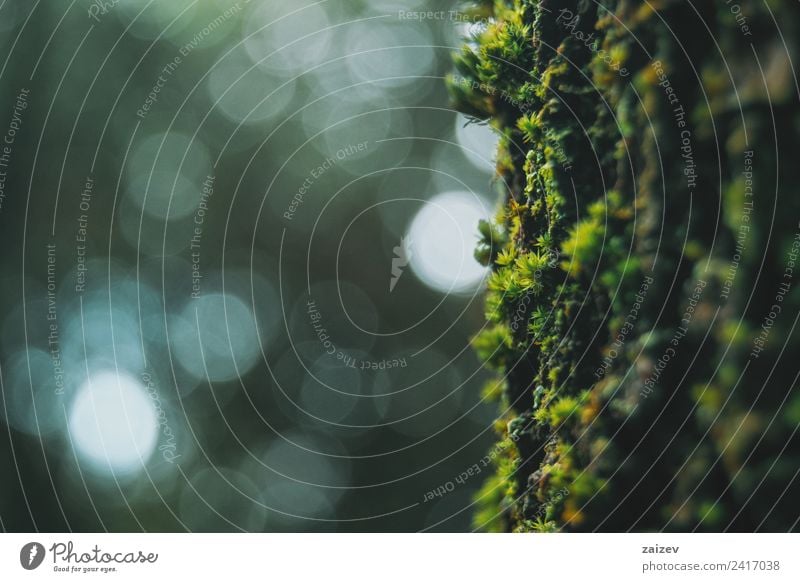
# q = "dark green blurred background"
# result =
<box><xmin>0</xmin><ymin>0</ymin><xmax>503</xmax><ymax>531</ymax></box>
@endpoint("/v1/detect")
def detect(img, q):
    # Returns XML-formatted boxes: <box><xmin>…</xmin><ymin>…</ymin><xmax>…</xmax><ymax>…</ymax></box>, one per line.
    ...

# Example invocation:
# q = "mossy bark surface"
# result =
<box><xmin>450</xmin><ymin>0</ymin><xmax>800</xmax><ymax>531</ymax></box>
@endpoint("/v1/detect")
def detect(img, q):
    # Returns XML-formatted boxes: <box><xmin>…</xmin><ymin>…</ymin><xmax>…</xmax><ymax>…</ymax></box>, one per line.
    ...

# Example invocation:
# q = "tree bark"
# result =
<box><xmin>451</xmin><ymin>0</ymin><xmax>800</xmax><ymax>531</ymax></box>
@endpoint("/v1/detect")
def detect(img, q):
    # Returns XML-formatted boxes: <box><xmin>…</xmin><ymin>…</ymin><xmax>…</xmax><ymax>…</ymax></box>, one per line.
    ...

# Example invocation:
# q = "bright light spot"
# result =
<box><xmin>68</xmin><ymin>371</ymin><xmax>158</xmax><ymax>475</ymax></box>
<box><xmin>301</xmin><ymin>95</ymin><xmax>412</xmax><ymax>175</ymax></box>
<box><xmin>125</xmin><ymin>171</ymin><xmax>203</xmax><ymax>221</ymax></box>
<box><xmin>261</xmin><ymin>432</ymin><xmax>348</xmax><ymax>490</ymax></box>
<box><xmin>262</xmin><ymin>481</ymin><xmax>335</xmax><ymax>526</ymax></box>
<box><xmin>128</xmin><ymin>132</ymin><xmax>212</xmax><ymax>187</ymax></box>
<box><xmin>207</xmin><ymin>47</ymin><xmax>296</xmax><ymax>126</ymax></box>
<box><xmin>171</xmin><ymin>293</ymin><xmax>260</xmax><ymax>382</ymax></box>
<box><xmin>452</xmin><ymin>19</ymin><xmax>490</xmax><ymax>49</ymax></box>
<box><xmin>242</xmin><ymin>0</ymin><xmax>331</xmax><ymax>76</ymax></box>
<box><xmin>61</xmin><ymin>294</ymin><xmax>145</xmax><ymax>378</ymax></box>
<box><xmin>406</xmin><ymin>191</ymin><xmax>492</xmax><ymax>294</ymax></box>
<box><xmin>344</xmin><ymin>22</ymin><xmax>435</xmax><ymax>92</ymax></box>
<box><xmin>454</xmin><ymin>114</ymin><xmax>499</xmax><ymax>173</ymax></box>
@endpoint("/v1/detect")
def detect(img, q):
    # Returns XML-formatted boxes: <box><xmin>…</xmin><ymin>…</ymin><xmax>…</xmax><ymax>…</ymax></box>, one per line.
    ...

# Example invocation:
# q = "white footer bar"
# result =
<box><xmin>1</xmin><ymin>533</ymin><xmax>797</xmax><ymax>581</ymax></box>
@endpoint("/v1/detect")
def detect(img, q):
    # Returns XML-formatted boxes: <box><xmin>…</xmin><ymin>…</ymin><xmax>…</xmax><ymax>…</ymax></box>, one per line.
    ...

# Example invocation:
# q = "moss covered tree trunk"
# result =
<box><xmin>450</xmin><ymin>0</ymin><xmax>800</xmax><ymax>531</ymax></box>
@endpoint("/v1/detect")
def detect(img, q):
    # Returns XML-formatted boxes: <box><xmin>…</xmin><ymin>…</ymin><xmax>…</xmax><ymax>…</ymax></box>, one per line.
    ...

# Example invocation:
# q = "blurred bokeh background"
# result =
<box><xmin>0</xmin><ymin>0</ymin><xmax>504</xmax><ymax>531</ymax></box>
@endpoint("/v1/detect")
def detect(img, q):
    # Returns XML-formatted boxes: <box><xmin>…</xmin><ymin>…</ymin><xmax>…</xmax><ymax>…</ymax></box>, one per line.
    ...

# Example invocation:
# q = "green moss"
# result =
<box><xmin>451</xmin><ymin>0</ymin><xmax>800</xmax><ymax>531</ymax></box>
